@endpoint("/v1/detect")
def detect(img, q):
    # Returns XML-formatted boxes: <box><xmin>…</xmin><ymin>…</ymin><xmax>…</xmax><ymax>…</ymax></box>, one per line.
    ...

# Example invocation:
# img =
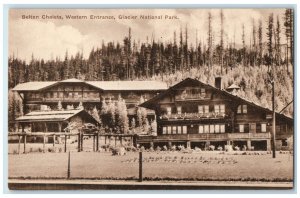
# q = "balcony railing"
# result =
<box><xmin>175</xmin><ymin>94</ymin><xmax>208</xmax><ymax>101</ymax></box>
<box><xmin>156</xmin><ymin>132</ymin><xmax>271</xmax><ymax>141</ymax></box>
<box><xmin>160</xmin><ymin>112</ymin><xmax>228</xmax><ymax>120</ymax></box>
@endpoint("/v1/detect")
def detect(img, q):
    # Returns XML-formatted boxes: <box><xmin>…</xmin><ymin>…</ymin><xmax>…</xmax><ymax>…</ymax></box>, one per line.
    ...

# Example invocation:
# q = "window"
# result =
<box><xmin>282</xmin><ymin>139</ymin><xmax>288</xmax><ymax>147</ymax></box>
<box><xmin>83</xmin><ymin>92</ymin><xmax>87</xmax><ymax>98</ymax></box>
<box><xmin>220</xmin><ymin>105</ymin><xmax>225</xmax><ymax>113</ymax></box>
<box><xmin>242</xmin><ymin>105</ymin><xmax>247</xmax><ymax>113</ymax></box>
<box><xmin>199</xmin><ymin>125</ymin><xmax>204</xmax><ymax>133</ymax></box>
<box><xmin>200</xmin><ymin>88</ymin><xmax>206</xmax><ymax>97</ymax></box>
<box><xmin>182</xmin><ymin>126</ymin><xmax>187</xmax><ymax>134</ymax></box>
<box><xmin>53</xmin><ymin>92</ymin><xmax>58</xmax><ymax>98</ymax></box>
<box><xmin>210</xmin><ymin>125</ymin><xmax>215</xmax><ymax>133</ymax></box>
<box><xmin>237</xmin><ymin>105</ymin><xmax>247</xmax><ymax>114</ymax></box>
<box><xmin>204</xmin><ymin>125</ymin><xmax>209</xmax><ymax>133</ymax></box>
<box><xmin>163</xmin><ymin>127</ymin><xmax>167</xmax><ymax>134</ymax></box>
<box><xmin>237</xmin><ymin>105</ymin><xmax>242</xmax><ymax>114</ymax></box>
<box><xmin>172</xmin><ymin>126</ymin><xmax>177</xmax><ymax>134</ymax></box>
<box><xmin>167</xmin><ymin>126</ymin><xmax>172</xmax><ymax>134</ymax></box>
<box><xmin>198</xmin><ymin>105</ymin><xmax>204</xmax><ymax>114</ymax></box>
<box><xmin>239</xmin><ymin>124</ymin><xmax>244</xmax><ymax>133</ymax></box>
<box><xmin>178</xmin><ymin>126</ymin><xmax>182</xmax><ymax>134</ymax></box>
<box><xmin>177</xmin><ymin>106</ymin><xmax>182</xmax><ymax>115</ymax></box>
<box><xmin>261</xmin><ymin>123</ymin><xmax>267</xmax><ymax>132</ymax></box>
<box><xmin>214</xmin><ymin>105</ymin><xmax>220</xmax><ymax>113</ymax></box>
<box><xmin>68</xmin><ymin>92</ymin><xmax>73</xmax><ymax>98</ymax></box>
<box><xmin>204</xmin><ymin>105</ymin><xmax>209</xmax><ymax>113</ymax></box>
<box><xmin>74</xmin><ymin>92</ymin><xmax>79</xmax><ymax>98</ymax></box>
<box><xmin>167</xmin><ymin>107</ymin><xmax>172</xmax><ymax>115</ymax></box>
<box><xmin>46</xmin><ymin>92</ymin><xmax>50</xmax><ymax>98</ymax></box>
<box><xmin>220</xmin><ymin>125</ymin><xmax>225</xmax><ymax>133</ymax></box>
<box><xmin>215</xmin><ymin>125</ymin><xmax>220</xmax><ymax>133</ymax></box>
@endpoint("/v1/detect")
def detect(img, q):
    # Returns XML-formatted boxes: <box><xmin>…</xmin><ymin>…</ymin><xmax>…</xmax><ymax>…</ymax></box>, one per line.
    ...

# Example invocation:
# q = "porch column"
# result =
<box><xmin>58</xmin><ymin>123</ymin><xmax>62</xmax><ymax>132</ymax></box>
<box><xmin>168</xmin><ymin>141</ymin><xmax>172</xmax><ymax>149</ymax></box>
<box><xmin>267</xmin><ymin>139</ymin><xmax>271</xmax><ymax>151</ymax></box>
<box><xmin>186</xmin><ymin>141</ymin><xmax>191</xmax><ymax>149</ymax></box>
<box><xmin>247</xmin><ymin>140</ymin><xmax>251</xmax><ymax>150</ymax></box>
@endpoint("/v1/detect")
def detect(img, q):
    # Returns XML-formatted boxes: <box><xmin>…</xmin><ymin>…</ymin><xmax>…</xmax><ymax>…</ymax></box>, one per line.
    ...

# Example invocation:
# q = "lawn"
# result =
<box><xmin>8</xmin><ymin>151</ymin><xmax>293</xmax><ymax>182</ymax></box>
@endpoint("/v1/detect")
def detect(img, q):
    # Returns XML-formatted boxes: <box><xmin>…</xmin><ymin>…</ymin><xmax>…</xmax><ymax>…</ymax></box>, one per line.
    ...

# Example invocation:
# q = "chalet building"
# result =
<box><xmin>139</xmin><ymin>78</ymin><xmax>293</xmax><ymax>151</ymax></box>
<box><xmin>12</xmin><ymin>78</ymin><xmax>168</xmax><ymax>114</ymax></box>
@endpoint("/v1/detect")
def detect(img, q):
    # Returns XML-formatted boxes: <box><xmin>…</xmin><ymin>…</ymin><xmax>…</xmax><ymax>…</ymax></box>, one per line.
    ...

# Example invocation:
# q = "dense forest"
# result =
<box><xmin>8</xmin><ymin>9</ymin><xmax>294</xmax><ymax>122</ymax></box>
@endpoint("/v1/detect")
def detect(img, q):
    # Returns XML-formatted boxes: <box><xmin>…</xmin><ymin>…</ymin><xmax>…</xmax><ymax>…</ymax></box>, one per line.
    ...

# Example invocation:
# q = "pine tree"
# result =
<box><xmin>91</xmin><ymin>106</ymin><xmax>101</xmax><ymax>123</ymax></box>
<box><xmin>266</xmin><ymin>13</ymin><xmax>274</xmax><ymax>70</ymax></box>
<box><xmin>258</xmin><ymin>20</ymin><xmax>263</xmax><ymax>67</ymax></box>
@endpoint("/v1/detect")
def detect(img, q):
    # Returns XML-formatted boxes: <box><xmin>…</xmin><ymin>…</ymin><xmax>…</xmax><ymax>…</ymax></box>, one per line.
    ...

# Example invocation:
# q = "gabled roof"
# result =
<box><xmin>12</xmin><ymin>81</ymin><xmax>57</xmax><ymax>91</ymax></box>
<box><xmin>140</xmin><ymin>78</ymin><xmax>293</xmax><ymax>122</ymax></box>
<box><xmin>60</xmin><ymin>78</ymin><xmax>85</xmax><ymax>83</ymax></box>
<box><xmin>86</xmin><ymin>80</ymin><xmax>167</xmax><ymax>91</ymax></box>
<box><xmin>12</xmin><ymin>79</ymin><xmax>168</xmax><ymax>92</ymax></box>
<box><xmin>15</xmin><ymin>109</ymin><xmax>100</xmax><ymax>124</ymax></box>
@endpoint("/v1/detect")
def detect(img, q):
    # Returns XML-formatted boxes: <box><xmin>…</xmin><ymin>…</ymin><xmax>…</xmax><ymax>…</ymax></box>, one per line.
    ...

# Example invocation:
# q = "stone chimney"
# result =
<box><xmin>215</xmin><ymin>77</ymin><xmax>222</xmax><ymax>89</ymax></box>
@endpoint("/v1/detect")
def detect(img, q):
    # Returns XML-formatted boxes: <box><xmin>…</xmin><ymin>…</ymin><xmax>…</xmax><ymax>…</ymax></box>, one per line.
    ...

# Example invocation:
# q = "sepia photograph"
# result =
<box><xmin>7</xmin><ymin>6</ymin><xmax>295</xmax><ymax>190</ymax></box>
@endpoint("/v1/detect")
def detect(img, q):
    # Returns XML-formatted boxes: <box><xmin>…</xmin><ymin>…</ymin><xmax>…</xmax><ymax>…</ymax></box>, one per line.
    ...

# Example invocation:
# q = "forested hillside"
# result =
<box><xmin>8</xmin><ymin>9</ymin><xmax>294</xmax><ymax>120</ymax></box>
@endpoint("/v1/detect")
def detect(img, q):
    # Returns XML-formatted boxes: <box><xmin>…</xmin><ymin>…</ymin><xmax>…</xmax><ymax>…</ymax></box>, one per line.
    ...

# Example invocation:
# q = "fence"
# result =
<box><xmin>8</xmin><ymin>132</ymin><xmax>137</xmax><ymax>154</ymax></box>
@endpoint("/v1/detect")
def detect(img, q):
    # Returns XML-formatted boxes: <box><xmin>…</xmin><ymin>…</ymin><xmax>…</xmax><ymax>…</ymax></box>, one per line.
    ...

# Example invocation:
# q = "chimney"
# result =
<box><xmin>215</xmin><ymin>77</ymin><xmax>222</xmax><ymax>89</ymax></box>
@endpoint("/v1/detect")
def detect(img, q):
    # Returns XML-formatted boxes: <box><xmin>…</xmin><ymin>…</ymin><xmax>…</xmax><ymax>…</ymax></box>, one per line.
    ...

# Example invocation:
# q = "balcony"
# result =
<box><xmin>160</xmin><ymin>112</ymin><xmax>228</xmax><ymax>121</ymax></box>
<box><xmin>155</xmin><ymin>132</ymin><xmax>271</xmax><ymax>141</ymax></box>
<box><xmin>175</xmin><ymin>93</ymin><xmax>208</xmax><ymax>101</ymax></box>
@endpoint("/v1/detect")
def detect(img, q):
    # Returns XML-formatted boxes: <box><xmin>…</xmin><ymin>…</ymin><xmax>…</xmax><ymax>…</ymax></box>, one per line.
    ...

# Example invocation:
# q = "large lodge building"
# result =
<box><xmin>12</xmin><ymin>77</ymin><xmax>293</xmax><ymax>151</ymax></box>
<box><xmin>139</xmin><ymin>78</ymin><xmax>293</xmax><ymax>151</ymax></box>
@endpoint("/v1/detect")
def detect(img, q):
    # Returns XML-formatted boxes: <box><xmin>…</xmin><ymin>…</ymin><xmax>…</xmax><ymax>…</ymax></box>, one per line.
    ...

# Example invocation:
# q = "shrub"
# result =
<box><xmin>194</xmin><ymin>147</ymin><xmax>202</xmax><ymax>152</ymax></box>
<box><xmin>217</xmin><ymin>146</ymin><xmax>223</xmax><ymax>151</ymax></box>
<box><xmin>170</xmin><ymin>145</ymin><xmax>176</xmax><ymax>151</ymax></box>
<box><xmin>58</xmin><ymin>148</ymin><xmax>62</xmax><ymax>153</ymax></box>
<box><xmin>234</xmin><ymin>146</ymin><xmax>240</xmax><ymax>151</ymax></box>
<box><xmin>178</xmin><ymin>145</ymin><xmax>185</xmax><ymax>151</ymax></box>
<box><xmin>140</xmin><ymin>146</ymin><xmax>145</xmax><ymax>152</ymax></box>
<box><xmin>38</xmin><ymin>147</ymin><xmax>43</xmax><ymax>152</ymax></box>
<box><xmin>155</xmin><ymin>146</ymin><xmax>161</xmax><ymax>152</ymax></box>
<box><xmin>149</xmin><ymin>147</ymin><xmax>154</xmax><ymax>152</ymax></box>
<box><xmin>13</xmin><ymin>149</ymin><xmax>18</xmax><ymax>154</ymax></box>
<box><xmin>225</xmin><ymin>145</ymin><xmax>233</xmax><ymax>152</ymax></box>
<box><xmin>208</xmin><ymin>145</ymin><xmax>215</xmax><ymax>151</ymax></box>
<box><xmin>162</xmin><ymin>145</ymin><xmax>168</xmax><ymax>151</ymax></box>
<box><xmin>112</xmin><ymin>147</ymin><xmax>126</xmax><ymax>156</ymax></box>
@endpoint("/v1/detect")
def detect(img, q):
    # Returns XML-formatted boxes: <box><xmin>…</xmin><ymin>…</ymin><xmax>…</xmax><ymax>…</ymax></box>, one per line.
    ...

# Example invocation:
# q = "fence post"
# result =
<box><xmin>43</xmin><ymin>134</ymin><xmax>46</xmax><ymax>153</ymax></box>
<box><xmin>81</xmin><ymin>133</ymin><xmax>83</xmax><ymax>151</ymax></box>
<box><xmin>96</xmin><ymin>132</ymin><xmax>99</xmax><ymax>151</ymax></box>
<box><xmin>67</xmin><ymin>151</ymin><xmax>71</xmax><ymax>179</ymax></box>
<box><xmin>53</xmin><ymin>134</ymin><xmax>56</xmax><ymax>151</ymax></box>
<box><xmin>77</xmin><ymin>132</ymin><xmax>81</xmax><ymax>152</ymax></box>
<box><xmin>139</xmin><ymin>151</ymin><xmax>143</xmax><ymax>182</ymax></box>
<box><xmin>93</xmin><ymin>135</ymin><xmax>95</xmax><ymax>152</ymax></box>
<box><xmin>23</xmin><ymin>134</ymin><xmax>27</xmax><ymax>154</ymax></box>
<box><xmin>64</xmin><ymin>135</ymin><xmax>67</xmax><ymax>153</ymax></box>
<box><xmin>18</xmin><ymin>135</ymin><xmax>21</xmax><ymax>154</ymax></box>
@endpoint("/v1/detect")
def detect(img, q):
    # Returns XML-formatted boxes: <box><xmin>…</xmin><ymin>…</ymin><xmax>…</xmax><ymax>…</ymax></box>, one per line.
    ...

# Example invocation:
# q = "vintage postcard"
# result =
<box><xmin>7</xmin><ymin>7</ymin><xmax>294</xmax><ymax>190</ymax></box>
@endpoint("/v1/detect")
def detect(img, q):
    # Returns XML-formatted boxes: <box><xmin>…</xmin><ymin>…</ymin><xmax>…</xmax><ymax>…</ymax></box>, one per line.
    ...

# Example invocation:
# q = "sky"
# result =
<box><xmin>9</xmin><ymin>8</ymin><xmax>287</xmax><ymax>63</ymax></box>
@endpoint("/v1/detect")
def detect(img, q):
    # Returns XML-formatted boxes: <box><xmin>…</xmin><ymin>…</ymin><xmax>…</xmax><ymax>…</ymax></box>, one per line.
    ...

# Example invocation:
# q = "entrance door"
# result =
<box><xmin>249</xmin><ymin>123</ymin><xmax>256</xmax><ymax>133</ymax></box>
